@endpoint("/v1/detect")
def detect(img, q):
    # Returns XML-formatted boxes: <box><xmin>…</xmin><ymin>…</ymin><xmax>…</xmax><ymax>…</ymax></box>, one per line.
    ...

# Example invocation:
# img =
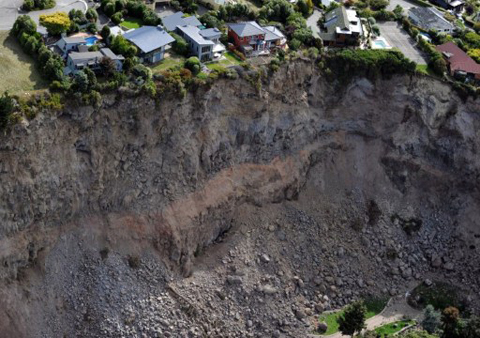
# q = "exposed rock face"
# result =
<box><xmin>0</xmin><ymin>60</ymin><xmax>479</xmax><ymax>337</ymax></box>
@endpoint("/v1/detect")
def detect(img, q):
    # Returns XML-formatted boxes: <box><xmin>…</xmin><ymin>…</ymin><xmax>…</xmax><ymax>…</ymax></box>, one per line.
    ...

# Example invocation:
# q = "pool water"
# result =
<box><xmin>373</xmin><ymin>40</ymin><xmax>388</xmax><ymax>48</ymax></box>
<box><xmin>85</xmin><ymin>36</ymin><xmax>99</xmax><ymax>46</ymax></box>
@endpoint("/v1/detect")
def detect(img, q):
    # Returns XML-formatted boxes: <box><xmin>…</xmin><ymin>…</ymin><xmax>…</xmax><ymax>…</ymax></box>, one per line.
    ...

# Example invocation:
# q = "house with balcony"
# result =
<box><xmin>430</xmin><ymin>0</ymin><xmax>464</xmax><ymax>12</ymax></box>
<box><xmin>175</xmin><ymin>25</ymin><xmax>226</xmax><ymax>62</ymax></box>
<box><xmin>123</xmin><ymin>25</ymin><xmax>175</xmax><ymax>63</ymax></box>
<box><xmin>65</xmin><ymin>48</ymin><xmax>124</xmax><ymax>75</ymax></box>
<box><xmin>320</xmin><ymin>6</ymin><xmax>363</xmax><ymax>47</ymax></box>
<box><xmin>227</xmin><ymin>21</ymin><xmax>285</xmax><ymax>56</ymax></box>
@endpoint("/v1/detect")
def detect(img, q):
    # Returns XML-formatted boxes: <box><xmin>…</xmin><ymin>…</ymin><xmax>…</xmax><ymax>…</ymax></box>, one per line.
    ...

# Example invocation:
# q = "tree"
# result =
<box><xmin>132</xmin><ymin>64</ymin><xmax>152</xmax><ymax>80</ymax></box>
<box><xmin>100</xmin><ymin>57</ymin><xmax>116</xmax><ymax>77</ymax></box>
<box><xmin>402</xmin><ymin>330</ymin><xmax>438</xmax><ymax>338</ymax></box>
<box><xmin>74</xmin><ymin>71</ymin><xmax>90</xmax><ymax>92</ymax></box>
<box><xmin>393</xmin><ymin>5</ymin><xmax>403</xmax><ymax>19</ymax></box>
<box><xmin>422</xmin><ymin>305</ymin><xmax>441</xmax><ymax>334</ymax></box>
<box><xmin>441</xmin><ymin>307</ymin><xmax>461</xmax><ymax>338</ymax></box>
<box><xmin>101</xmin><ymin>25</ymin><xmax>111</xmax><ymax>41</ymax></box>
<box><xmin>337</xmin><ymin>300</ymin><xmax>367</xmax><ymax>337</ymax></box>
<box><xmin>12</xmin><ymin>15</ymin><xmax>37</xmax><ymax>37</ymax></box>
<box><xmin>171</xmin><ymin>33</ymin><xmax>189</xmax><ymax>56</ymax></box>
<box><xmin>468</xmin><ymin>48</ymin><xmax>480</xmax><ymax>63</ymax></box>
<box><xmin>111</xmin><ymin>12</ymin><xmax>123</xmax><ymax>25</ymax></box>
<box><xmin>86</xmin><ymin>8</ymin><xmax>98</xmax><ymax>22</ymax></box>
<box><xmin>184</xmin><ymin>56</ymin><xmax>201</xmax><ymax>75</ymax></box>
<box><xmin>259</xmin><ymin>0</ymin><xmax>295</xmax><ymax>24</ymax></box>
<box><xmin>39</xmin><ymin>12</ymin><xmax>71</xmax><ymax>35</ymax></box>
<box><xmin>42</xmin><ymin>54</ymin><xmax>64</xmax><ymax>81</ymax></box>
<box><xmin>104</xmin><ymin>2</ymin><xmax>116</xmax><ymax>16</ymax></box>
<box><xmin>463</xmin><ymin>316</ymin><xmax>480</xmax><ymax>338</ymax></box>
<box><xmin>0</xmin><ymin>92</ymin><xmax>15</xmax><ymax>130</ymax></box>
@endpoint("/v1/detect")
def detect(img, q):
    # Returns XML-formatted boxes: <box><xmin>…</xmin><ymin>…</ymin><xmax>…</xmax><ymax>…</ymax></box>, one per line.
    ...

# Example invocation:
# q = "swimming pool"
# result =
<box><xmin>85</xmin><ymin>36</ymin><xmax>99</xmax><ymax>46</ymax></box>
<box><xmin>373</xmin><ymin>40</ymin><xmax>388</xmax><ymax>48</ymax></box>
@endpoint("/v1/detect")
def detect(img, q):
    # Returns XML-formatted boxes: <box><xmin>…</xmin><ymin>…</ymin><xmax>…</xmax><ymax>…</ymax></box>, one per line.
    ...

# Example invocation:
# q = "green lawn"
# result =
<box><xmin>151</xmin><ymin>53</ymin><xmax>186</xmax><ymax>72</ymax></box>
<box><xmin>121</xmin><ymin>17</ymin><xmax>143</xmax><ymax>29</ymax></box>
<box><xmin>205</xmin><ymin>52</ymin><xmax>243</xmax><ymax>70</ymax></box>
<box><xmin>318</xmin><ymin>297</ymin><xmax>389</xmax><ymax>336</ymax></box>
<box><xmin>0</xmin><ymin>31</ymin><xmax>47</xmax><ymax>94</ymax></box>
<box><xmin>318</xmin><ymin>311</ymin><xmax>343</xmax><ymax>336</ymax></box>
<box><xmin>416</xmin><ymin>64</ymin><xmax>437</xmax><ymax>77</ymax></box>
<box><xmin>375</xmin><ymin>320</ymin><xmax>415</xmax><ymax>337</ymax></box>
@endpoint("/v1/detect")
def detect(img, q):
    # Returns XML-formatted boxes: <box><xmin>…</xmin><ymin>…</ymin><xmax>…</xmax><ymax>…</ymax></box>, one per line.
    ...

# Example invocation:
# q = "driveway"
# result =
<box><xmin>378</xmin><ymin>21</ymin><xmax>427</xmax><ymax>65</ymax></box>
<box><xmin>0</xmin><ymin>0</ymin><xmax>87</xmax><ymax>31</ymax></box>
<box><xmin>307</xmin><ymin>9</ymin><xmax>322</xmax><ymax>38</ymax></box>
<box><xmin>387</xmin><ymin>0</ymin><xmax>419</xmax><ymax>11</ymax></box>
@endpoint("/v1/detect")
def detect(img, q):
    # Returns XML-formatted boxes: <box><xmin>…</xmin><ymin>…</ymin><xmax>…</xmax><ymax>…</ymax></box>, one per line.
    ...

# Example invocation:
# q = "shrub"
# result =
<box><xmin>289</xmin><ymin>38</ymin><xmax>301</xmax><ymax>50</ymax></box>
<box><xmin>184</xmin><ymin>56</ymin><xmax>201</xmax><ymax>75</ymax></box>
<box><xmin>111</xmin><ymin>11</ymin><xmax>123</xmax><ymax>24</ymax></box>
<box><xmin>132</xmin><ymin>64</ymin><xmax>152</xmax><ymax>80</ymax></box>
<box><xmin>338</xmin><ymin>300</ymin><xmax>367</xmax><ymax>336</ymax></box>
<box><xmin>101</xmin><ymin>25</ymin><xmax>111</xmax><ymax>41</ymax></box>
<box><xmin>259</xmin><ymin>0</ymin><xmax>295</xmax><ymax>24</ymax></box>
<box><xmin>22</xmin><ymin>0</ymin><xmax>55</xmax><ymax>11</ymax></box>
<box><xmin>422</xmin><ymin>305</ymin><xmax>441</xmax><ymax>334</ymax></box>
<box><xmin>12</xmin><ymin>15</ymin><xmax>37</xmax><ymax>37</ymax></box>
<box><xmin>86</xmin><ymin>8</ymin><xmax>98</xmax><ymax>22</ymax></box>
<box><xmin>0</xmin><ymin>92</ymin><xmax>15</xmax><ymax>130</ymax></box>
<box><xmin>171</xmin><ymin>32</ymin><xmax>189</xmax><ymax>56</ymax></box>
<box><xmin>39</xmin><ymin>12</ymin><xmax>71</xmax><ymax>35</ymax></box>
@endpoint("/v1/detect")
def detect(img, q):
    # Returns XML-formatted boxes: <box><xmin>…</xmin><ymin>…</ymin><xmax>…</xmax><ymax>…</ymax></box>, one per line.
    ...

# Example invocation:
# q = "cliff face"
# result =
<box><xmin>0</xmin><ymin>61</ymin><xmax>479</xmax><ymax>337</ymax></box>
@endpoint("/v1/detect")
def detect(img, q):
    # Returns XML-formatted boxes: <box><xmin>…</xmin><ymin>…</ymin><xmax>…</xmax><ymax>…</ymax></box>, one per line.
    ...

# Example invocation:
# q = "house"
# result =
<box><xmin>123</xmin><ymin>26</ymin><xmax>175</xmax><ymax>63</ymax></box>
<box><xmin>409</xmin><ymin>7</ymin><xmax>455</xmax><ymax>33</ymax></box>
<box><xmin>227</xmin><ymin>21</ymin><xmax>286</xmax><ymax>56</ymax></box>
<box><xmin>162</xmin><ymin>11</ymin><xmax>202</xmax><ymax>32</ymax></box>
<box><xmin>175</xmin><ymin>25</ymin><xmax>225</xmax><ymax>61</ymax></box>
<box><xmin>430</xmin><ymin>0</ymin><xmax>463</xmax><ymax>12</ymax></box>
<box><xmin>436</xmin><ymin>42</ymin><xmax>480</xmax><ymax>80</ymax></box>
<box><xmin>320</xmin><ymin>7</ymin><xmax>363</xmax><ymax>47</ymax></box>
<box><xmin>55</xmin><ymin>36</ymin><xmax>87</xmax><ymax>56</ymax></box>
<box><xmin>66</xmin><ymin>48</ymin><xmax>124</xmax><ymax>75</ymax></box>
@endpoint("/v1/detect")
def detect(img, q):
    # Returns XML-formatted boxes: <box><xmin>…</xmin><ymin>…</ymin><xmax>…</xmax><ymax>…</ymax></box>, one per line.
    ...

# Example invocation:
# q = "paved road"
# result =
<box><xmin>378</xmin><ymin>21</ymin><xmax>427</xmax><ymax>65</ymax></box>
<box><xmin>0</xmin><ymin>0</ymin><xmax>87</xmax><ymax>31</ymax></box>
<box><xmin>387</xmin><ymin>0</ymin><xmax>419</xmax><ymax>11</ymax></box>
<box><xmin>307</xmin><ymin>9</ymin><xmax>322</xmax><ymax>38</ymax></box>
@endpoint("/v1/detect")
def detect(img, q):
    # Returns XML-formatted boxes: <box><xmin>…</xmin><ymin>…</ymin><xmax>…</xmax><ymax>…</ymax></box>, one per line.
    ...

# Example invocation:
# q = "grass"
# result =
<box><xmin>318</xmin><ymin>297</ymin><xmax>389</xmax><ymax>335</ymax></box>
<box><xmin>408</xmin><ymin>281</ymin><xmax>466</xmax><ymax>312</ymax></box>
<box><xmin>151</xmin><ymin>53</ymin><xmax>186</xmax><ymax>72</ymax></box>
<box><xmin>318</xmin><ymin>311</ymin><xmax>343</xmax><ymax>335</ymax></box>
<box><xmin>205</xmin><ymin>52</ymin><xmax>243</xmax><ymax>70</ymax></box>
<box><xmin>0</xmin><ymin>31</ymin><xmax>47</xmax><ymax>95</ymax></box>
<box><xmin>416</xmin><ymin>64</ymin><xmax>437</xmax><ymax>77</ymax></box>
<box><xmin>121</xmin><ymin>17</ymin><xmax>143</xmax><ymax>29</ymax></box>
<box><xmin>375</xmin><ymin>320</ymin><xmax>415</xmax><ymax>337</ymax></box>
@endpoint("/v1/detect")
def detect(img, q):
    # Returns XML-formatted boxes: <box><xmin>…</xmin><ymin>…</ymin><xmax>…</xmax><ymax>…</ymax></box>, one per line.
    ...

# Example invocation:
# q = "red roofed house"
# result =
<box><xmin>436</xmin><ymin>42</ymin><xmax>480</xmax><ymax>81</ymax></box>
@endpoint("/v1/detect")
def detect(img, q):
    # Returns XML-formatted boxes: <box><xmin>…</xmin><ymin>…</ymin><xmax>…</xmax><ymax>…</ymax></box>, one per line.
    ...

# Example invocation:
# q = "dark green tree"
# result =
<box><xmin>0</xmin><ymin>92</ymin><xmax>15</xmax><ymax>130</ymax></box>
<box><xmin>337</xmin><ymin>300</ymin><xmax>367</xmax><ymax>337</ymax></box>
<box><xmin>422</xmin><ymin>305</ymin><xmax>441</xmax><ymax>334</ymax></box>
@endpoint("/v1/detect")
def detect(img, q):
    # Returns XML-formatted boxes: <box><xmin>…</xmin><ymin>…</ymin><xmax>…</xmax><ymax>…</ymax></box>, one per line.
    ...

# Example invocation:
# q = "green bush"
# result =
<box><xmin>0</xmin><ymin>92</ymin><xmax>15</xmax><ymax>130</ymax></box>
<box><xmin>22</xmin><ymin>0</ymin><xmax>55</xmax><ymax>11</ymax></box>
<box><xmin>184</xmin><ymin>56</ymin><xmax>201</xmax><ymax>75</ymax></box>
<box><xmin>171</xmin><ymin>32</ymin><xmax>189</xmax><ymax>56</ymax></box>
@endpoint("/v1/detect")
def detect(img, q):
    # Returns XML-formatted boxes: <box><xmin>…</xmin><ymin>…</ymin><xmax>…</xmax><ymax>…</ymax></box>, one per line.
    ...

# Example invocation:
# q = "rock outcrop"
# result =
<box><xmin>0</xmin><ymin>60</ymin><xmax>479</xmax><ymax>337</ymax></box>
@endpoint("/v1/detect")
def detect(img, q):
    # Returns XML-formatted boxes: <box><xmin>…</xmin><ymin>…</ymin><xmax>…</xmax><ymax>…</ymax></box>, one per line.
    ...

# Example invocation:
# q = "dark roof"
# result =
<box><xmin>436</xmin><ymin>42</ymin><xmax>480</xmax><ymax>74</ymax></box>
<box><xmin>62</xmin><ymin>36</ymin><xmax>87</xmax><ymax>44</ymax></box>
<box><xmin>199</xmin><ymin>27</ymin><xmax>222</xmax><ymax>38</ymax></box>
<box><xmin>408</xmin><ymin>7</ymin><xmax>453</xmax><ymax>31</ymax></box>
<box><xmin>324</xmin><ymin>6</ymin><xmax>349</xmax><ymax>31</ymax></box>
<box><xmin>162</xmin><ymin>11</ymin><xmax>202</xmax><ymax>31</ymax></box>
<box><xmin>124</xmin><ymin>26</ymin><xmax>175</xmax><ymax>53</ymax></box>
<box><xmin>228</xmin><ymin>21</ymin><xmax>265</xmax><ymax>37</ymax></box>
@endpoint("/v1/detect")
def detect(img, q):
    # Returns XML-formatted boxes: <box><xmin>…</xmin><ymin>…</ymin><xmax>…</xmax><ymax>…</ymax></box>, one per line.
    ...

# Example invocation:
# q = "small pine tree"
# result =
<box><xmin>338</xmin><ymin>300</ymin><xmax>367</xmax><ymax>337</ymax></box>
<box><xmin>422</xmin><ymin>305</ymin><xmax>441</xmax><ymax>334</ymax></box>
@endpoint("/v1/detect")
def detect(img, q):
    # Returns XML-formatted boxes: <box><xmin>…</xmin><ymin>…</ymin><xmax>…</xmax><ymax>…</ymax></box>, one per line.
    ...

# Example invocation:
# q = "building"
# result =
<box><xmin>409</xmin><ymin>7</ymin><xmax>454</xmax><ymax>33</ymax></box>
<box><xmin>66</xmin><ymin>48</ymin><xmax>124</xmax><ymax>75</ymax></box>
<box><xmin>436</xmin><ymin>42</ymin><xmax>480</xmax><ymax>80</ymax></box>
<box><xmin>430</xmin><ymin>0</ymin><xmax>463</xmax><ymax>11</ymax></box>
<box><xmin>227</xmin><ymin>21</ymin><xmax>286</xmax><ymax>56</ymax></box>
<box><xmin>55</xmin><ymin>36</ymin><xmax>87</xmax><ymax>56</ymax></box>
<box><xmin>175</xmin><ymin>25</ymin><xmax>225</xmax><ymax>61</ymax></box>
<box><xmin>162</xmin><ymin>11</ymin><xmax>202</xmax><ymax>32</ymax></box>
<box><xmin>123</xmin><ymin>26</ymin><xmax>175</xmax><ymax>63</ymax></box>
<box><xmin>320</xmin><ymin>7</ymin><xmax>363</xmax><ymax>47</ymax></box>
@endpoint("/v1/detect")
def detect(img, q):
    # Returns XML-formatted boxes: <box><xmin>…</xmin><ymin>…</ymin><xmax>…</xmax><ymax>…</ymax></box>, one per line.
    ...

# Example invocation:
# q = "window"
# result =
<box><xmin>202</xmin><ymin>46</ymin><xmax>211</xmax><ymax>53</ymax></box>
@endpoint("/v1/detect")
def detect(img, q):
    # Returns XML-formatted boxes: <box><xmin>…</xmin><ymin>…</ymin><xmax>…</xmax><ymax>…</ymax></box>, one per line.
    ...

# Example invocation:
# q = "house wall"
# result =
<box><xmin>177</xmin><ymin>29</ymin><xmax>213</xmax><ymax>61</ymax></box>
<box><xmin>228</xmin><ymin>29</ymin><xmax>265</xmax><ymax>49</ymax></box>
<box><xmin>141</xmin><ymin>46</ymin><xmax>167</xmax><ymax>64</ymax></box>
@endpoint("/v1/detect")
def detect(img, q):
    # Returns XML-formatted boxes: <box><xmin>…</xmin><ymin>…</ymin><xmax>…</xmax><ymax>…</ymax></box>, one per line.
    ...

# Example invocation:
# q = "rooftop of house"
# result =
<box><xmin>199</xmin><ymin>27</ymin><xmax>222</xmax><ymax>39</ymax></box>
<box><xmin>68</xmin><ymin>48</ymin><xmax>124</xmax><ymax>65</ymax></box>
<box><xmin>263</xmin><ymin>26</ymin><xmax>285</xmax><ymax>42</ymax></box>
<box><xmin>322</xmin><ymin>6</ymin><xmax>362</xmax><ymax>37</ymax></box>
<box><xmin>436</xmin><ymin>41</ymin><xmax>480</xmax><ymax>74</ymax></box>
<box><xmin>228</xmin><ymin>21</ymin><xmax>265</xmax><ymax>38</ymax></box>
<box><xmin>123</xmin><ymin>26</ymin><xmax>175</xmax><ymax>53</ymax></box>
<box><xmin>162</xmin><ymin>11</ymin><xmax>202</xmax><ymax>31</ymax></box>
<box><xmin>409</xmin><ymin>7</ymin><xmax>454</xmax><ymax>29</ymax></box>
<box><xmin>60</xmin><ymin>36</ymin><xmax>87</xmax><ymax>44</ymax></box>
<box><xmin>177</xmin><ymin>25</ymin><xmax>215</xmax><ymax>46</ymax></box>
